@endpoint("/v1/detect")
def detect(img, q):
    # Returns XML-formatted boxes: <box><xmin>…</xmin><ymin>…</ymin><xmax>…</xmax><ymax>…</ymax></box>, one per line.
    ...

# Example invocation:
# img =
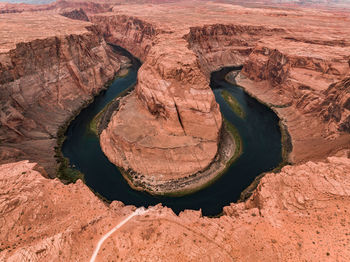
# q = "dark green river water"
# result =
<box><xmin>62</xmin><ymin>46</ymin><xmax>282</xmax><ymax>216</ymax></box>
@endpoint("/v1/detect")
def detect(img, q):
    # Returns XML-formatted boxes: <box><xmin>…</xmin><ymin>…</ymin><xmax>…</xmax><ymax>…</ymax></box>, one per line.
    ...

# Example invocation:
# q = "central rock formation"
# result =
<box><xmin>92</xmin><ymin>2</ymin><xmax>349</xmax><ymax>193</ymax></box>
<box><xmin>100</xmin><ymin>37</ymin><xmax>222</xmax><ymax>182</ymax></box>
<box><xmin>90</xmin><ymin>15</ymin><xmax>225</xmax><ymax>193</ymax></box>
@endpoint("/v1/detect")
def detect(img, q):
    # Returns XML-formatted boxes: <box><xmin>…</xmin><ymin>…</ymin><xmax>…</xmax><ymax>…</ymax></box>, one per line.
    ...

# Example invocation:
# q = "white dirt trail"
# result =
<box><xmin>89</xmin><ymin>207</ymin><xmax>148</xmax><ymax>262</ymax></box>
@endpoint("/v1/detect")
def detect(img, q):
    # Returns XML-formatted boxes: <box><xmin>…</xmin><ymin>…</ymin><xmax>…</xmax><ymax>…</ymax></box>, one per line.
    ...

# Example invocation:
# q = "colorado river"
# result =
<box><xmin>62</xmin><ymin>46</ymin><xmax>282</xmax><ymax>216</ymax></box>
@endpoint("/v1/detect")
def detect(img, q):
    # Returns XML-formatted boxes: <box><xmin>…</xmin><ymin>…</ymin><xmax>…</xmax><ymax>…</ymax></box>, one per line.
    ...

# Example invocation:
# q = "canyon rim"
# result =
<box><xmin>0</xmin><ymin>0</ymin><xmax>350</xmax><ymax>261</ymax></box>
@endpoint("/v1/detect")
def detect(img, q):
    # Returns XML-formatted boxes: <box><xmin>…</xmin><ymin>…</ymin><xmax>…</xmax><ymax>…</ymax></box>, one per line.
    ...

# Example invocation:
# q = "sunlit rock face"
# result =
<box><xmin>0</xmin><ymin>13</ymin><xmax>125</xmax><ymax>175</ymax></box>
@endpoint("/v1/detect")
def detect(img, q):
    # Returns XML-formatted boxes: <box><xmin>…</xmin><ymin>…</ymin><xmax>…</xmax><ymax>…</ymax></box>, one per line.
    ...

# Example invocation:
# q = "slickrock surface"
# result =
<box><xmin>93</xmin><ymin>1</ymin><xmax>350</xmax><ymax>189</ymax></box>
<box><xmin>1</xmin><ymin>157</ymin><xmax>350</xmax><ymax>261</ymax></box>
<box><xmin>0</xmin><ymin>161</ymin><xmax>136</xmax><ymax>261</ymax></box>
<box><xmin>0</xmin><ymin>13</ymin><xmax>126</xmax><ymax>175</ymax></box>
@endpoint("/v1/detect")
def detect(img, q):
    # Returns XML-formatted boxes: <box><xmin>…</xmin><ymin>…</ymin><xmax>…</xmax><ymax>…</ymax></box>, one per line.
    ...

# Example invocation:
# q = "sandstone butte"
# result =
<box><xmin>0</xmin><ymin>0</ymin><xmax>350</xmax><ymax>260</ymax></box>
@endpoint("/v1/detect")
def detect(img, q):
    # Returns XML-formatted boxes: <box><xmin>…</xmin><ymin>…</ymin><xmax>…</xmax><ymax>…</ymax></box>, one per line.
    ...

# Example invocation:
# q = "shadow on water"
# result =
<box><xmin>62</xmin><ymin>46</ymin><xmax>282</xmax><ymax>216</ymax></box>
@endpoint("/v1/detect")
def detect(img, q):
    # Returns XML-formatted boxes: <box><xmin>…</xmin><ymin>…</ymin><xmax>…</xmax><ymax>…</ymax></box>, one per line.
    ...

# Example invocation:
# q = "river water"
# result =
<box><xmin>62</xmin><ymin>46</ymin><xmax>282</xmax><ymax>216</ymax></box>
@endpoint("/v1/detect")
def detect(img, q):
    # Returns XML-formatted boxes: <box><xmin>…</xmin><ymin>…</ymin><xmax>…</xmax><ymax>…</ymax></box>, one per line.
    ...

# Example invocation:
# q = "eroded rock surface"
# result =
<box><xmin>1</xmin><ymin>1</ymin><xmax>350</xmax><ymax>260</ymax></box>
<box><xmin>93</xmin><ymin>13</ymin><xmax>223</xmax><ymax>184</ymax></box>
<box><xmin>237</xmin><ymin>35</ymin><xmax>350</xmax><ymax>162</ymax></box>
<box><xmin>92</xmin><ymin>1</ymin><xmax>350</xmax><ymax>190</ymax></box>
<box><xmin>1</xmin><ymin>157</ymin><xmax>350</xmax><ymax>261</ymax></box>
<box><xmin>0</xmin><ymin>13</ymin><xmax>126</xmax><ymax>175</ymax></box>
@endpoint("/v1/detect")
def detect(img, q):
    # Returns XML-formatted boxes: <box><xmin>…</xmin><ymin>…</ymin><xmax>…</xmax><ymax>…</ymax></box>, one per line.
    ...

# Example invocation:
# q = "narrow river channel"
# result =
<box><xmin>62</xmin><ymin>46</ymin><xmax>282</xmax><ymax>216</ymax></box>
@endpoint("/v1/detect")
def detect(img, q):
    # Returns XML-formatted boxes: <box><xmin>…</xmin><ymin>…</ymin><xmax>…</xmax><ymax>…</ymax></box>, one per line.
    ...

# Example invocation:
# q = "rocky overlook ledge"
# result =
<box><xmin>1</xmin><ymin>155</ymin><xmax>350</xmax><ymax>261</ymax></box>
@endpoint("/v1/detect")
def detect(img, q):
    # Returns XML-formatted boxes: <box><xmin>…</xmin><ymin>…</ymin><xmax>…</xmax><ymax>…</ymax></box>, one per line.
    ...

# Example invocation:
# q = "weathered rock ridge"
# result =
<box><xmin>1</xmin><ymin>156</ymin><xmax>350</xmax><ymax>261</ymax></box>
<box><xmin>0</xmin><ymin>13</ymin><xmax>126</xmax><ymax>175</ymax></box>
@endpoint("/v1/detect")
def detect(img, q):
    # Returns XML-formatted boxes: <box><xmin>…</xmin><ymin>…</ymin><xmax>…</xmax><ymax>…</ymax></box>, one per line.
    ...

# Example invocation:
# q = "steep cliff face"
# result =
<box><xmin>0</xmin><ymin>14</ymin><xmax>124</xmax><ymax>175</ymax></box>
<box><xmin>185</xmin><ymin>24</ymin><xmax>286</xmax><ymax>76</ymax></box>
<box><xmin>242</xmin><ymin>39</ymin><xmax>349</xmax><ymax>95</ymax></box>
<box><xmin>182</xmin><ymin>17</ymin><xmax>350</xmax><ymax>162</ymax></box>
<box><xmin>321</xmin><ymin>76</ymin><xmax>350</xmax><ymax>133</ymax></box>
<box><xmin>90</xmin><ymin>14</ymin><xmax>159</xmax><ymax>61</ymax></box>
<box><xmin>237</xmin><ymin>37</ymin><xmax>350</xmax><ymax>161</ymax></box>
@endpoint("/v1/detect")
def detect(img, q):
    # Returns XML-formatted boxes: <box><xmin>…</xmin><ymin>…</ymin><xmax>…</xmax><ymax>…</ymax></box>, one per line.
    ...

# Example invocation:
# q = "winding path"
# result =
<box><xmin>89</xmin><ymin>207</ymin><xmax>148</xmax><ymax>262</ymax></box>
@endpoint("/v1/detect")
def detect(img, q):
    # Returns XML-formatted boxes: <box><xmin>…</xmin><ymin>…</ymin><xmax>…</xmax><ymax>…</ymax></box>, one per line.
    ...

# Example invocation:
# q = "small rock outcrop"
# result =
<box><xmin>60</xmin><ymin>8</ymin><xmax>89</xmax><ymax>21</ymax></box>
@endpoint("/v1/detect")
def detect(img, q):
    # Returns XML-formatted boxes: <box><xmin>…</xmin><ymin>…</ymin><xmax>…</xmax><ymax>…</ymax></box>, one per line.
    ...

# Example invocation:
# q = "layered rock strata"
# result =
<box><xmin>0</xmin><ymin>13</ymin><xmax>126</xmax><ymax>175</ymax></box>
<box><xmin>236</xmin><ymin>37</ymin><xmax>350</xmax><ymax>162</ymax></box>
<box><xmin>90</xmin><ymin>14</ymin><xmax>160</xmax><ymax>61</ymax></box>
<box><xmin>1</xmin><ymin>156</ymin><xmax>350</xmax><ymax>261</ymax></box>
<box><xmin>0</xmin><ymin>1</ymin><xmax>350</xmax><ymax>260</ymax></box>
<box><xmin>93</xmin><ymin>14</ymin><xmax>224</xmax><ymax>191</ymax></box>
<box><xmin>93</xmin><ymin>2</ymin><xmax>349</xmax><ymax>193</ymax></box>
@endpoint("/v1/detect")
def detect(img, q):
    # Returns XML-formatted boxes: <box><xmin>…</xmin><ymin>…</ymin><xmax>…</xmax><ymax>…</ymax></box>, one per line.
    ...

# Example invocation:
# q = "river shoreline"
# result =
<box><xmin>60</xmin><ymin>47</ymin><xmax>284</xmax><ymax>215</ymax></box>
<box><xmin>224</xmin><ymin>70</ymin><xmax>293</xmax><ymax>202</ymax></box>
<box><xmin>55</xmin><ymin>50</ymin><xmax>132</xmax><ymax>184</ymax></box>
<box><xmin>225</xmin><ymin>71</ymin><xmax>292</xmax><ymax>165</ymax></box>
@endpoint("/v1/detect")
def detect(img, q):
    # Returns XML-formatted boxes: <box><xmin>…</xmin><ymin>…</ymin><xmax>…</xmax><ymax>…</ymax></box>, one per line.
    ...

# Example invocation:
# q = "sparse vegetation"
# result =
<box><xmin>223</xmin><ymin>118</ymin><xmax>242</xmax><ymax>168</ymax></box>
<box><xmin>57</xmin><ymin>157</ymin><xmax>84</xmax><ymax>184</ymax></box>
<box><xmin>55</xmin><ymin>119</ymin><xmax>85</xmax><ymax>184</ymax></box>
<box><xmin>89</xmin><ymin>84</ymin><xmax>134</xmax><ymax>136</ymax></box>
<box><xmin>221</xmin><ymin>90</ymin><xmax>245</xmax><ymax>119</ymax></box>
<box><xmin>89</xmin><ymin>100</ymin><xmax>113</xmax><ymax>135</ymax></box>
<box><xmin>270</xmin><ymin>121</ymin><xmax>293</xmax><ymax>173</ymax></box>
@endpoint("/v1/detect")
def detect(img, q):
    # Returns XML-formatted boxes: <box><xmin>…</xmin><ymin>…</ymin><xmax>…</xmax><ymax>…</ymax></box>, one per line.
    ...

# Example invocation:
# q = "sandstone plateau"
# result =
<box><xmin>0</xmin><ymin>0</ymin><xmax>350</xmax><ymax>261</ymax></box>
